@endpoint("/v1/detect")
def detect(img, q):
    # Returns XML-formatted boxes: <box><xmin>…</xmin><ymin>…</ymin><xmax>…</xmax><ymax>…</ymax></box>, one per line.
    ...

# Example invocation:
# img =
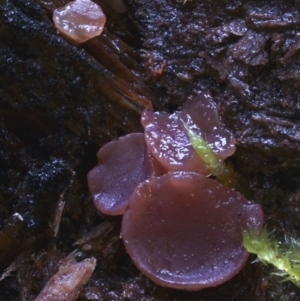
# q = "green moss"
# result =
<box><xmin>243</xmin><ymin>228</ymin><xmax>300</xmax><ymax>287</ymax></box>
<box><xmin>184</xmin><ymin>122</ymin><xmax>300</xmax><ymax>289</ymax></box>
<box><xmin>183</xmin><ymin>122</ymin><xmax>237</xmax><ymax>187</ymax></box>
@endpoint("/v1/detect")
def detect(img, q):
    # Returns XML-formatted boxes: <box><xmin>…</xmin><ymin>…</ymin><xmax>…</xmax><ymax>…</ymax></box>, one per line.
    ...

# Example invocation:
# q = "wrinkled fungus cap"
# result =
<box><xmin>87</xmin><ymin>133</ymin><xmax>155</xmax><ymax>215</ymax></box>
<box><xmin>141</xmin><ymin>109</ymin><xmax>210</xmax><ymax>175</ymax></box>
<box><xmin>53</xmin><ymin>0</ymin><xmax>106</xmax><ymax>44</ymax></box>
<box><xmin>181</xmin><ymin>93</ymin><xmax>236</xmax><ymax>160</ymax></box>
<box><xmin>122</xmin><ymin>172</ymin><xmax>263</xmax><ymax>290</ymax></box>
<box><xmin>141</xmin><ymin>92</ymin><xmax>235</xmax><ymax>175</ymax></box>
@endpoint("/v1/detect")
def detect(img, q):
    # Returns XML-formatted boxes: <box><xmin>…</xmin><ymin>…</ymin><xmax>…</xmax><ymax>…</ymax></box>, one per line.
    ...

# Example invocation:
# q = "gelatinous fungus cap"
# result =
<box><xmin>53</xmin><ymin>0</ymin><xmax>106</xmax><ymax>44</ymax></box>
<box><xmin>181</xmin><ymin>93</ymin><xmax>236</xmax><ymax>160</ymax></box>
<box><xmin>88</xmin><ymin>93</ymin><xmax>263</xmax><ymax>290</ymax></box>
<box><xmin>141</xmin><ymin>109</ymin><xmax>210</xmax><ymax>175</ymax></box>
<box><xmin>122</xmin><ymin>172</ymin><xmax>263</xmax><ymax>290</ymax></box>
<box><xmin>87</xmin><ymin>133</ymin><xmax>156</xmax><ymax>215</ymax></box>
<box><xmin>141</xmin><ymin>92</ymin><xmax>235</xmax><ymax>175</ymax></box>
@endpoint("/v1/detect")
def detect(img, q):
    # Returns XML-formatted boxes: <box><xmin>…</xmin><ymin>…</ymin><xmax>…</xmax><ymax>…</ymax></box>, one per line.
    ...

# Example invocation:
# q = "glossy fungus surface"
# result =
<box><xmin>53</xmin><ymin>0</ymin><xmax>106</xmax><ymax>44</ymax></box>
<box><xmin>87</xmin><ymin>133</ymin><xmax>155</xmax><ymax>215</ymax></box>
<box><xmin>141</xmin><ymin>93</ymin><xmax>235</xmax><ymax>174</ymax></box>
<box><xmin>181</xmin><ymin>93</ymin><xmax>236</xmax><ymax>160</ymax></box>
<box><xmin>122</xmin><ymin>172</ymin><xmax>263</xmax><ymax>290</ymax></box>
<box><xmin>141</xmin><ymin>109</ymin><xmax>209</xmax><ymax>175</ymax></box>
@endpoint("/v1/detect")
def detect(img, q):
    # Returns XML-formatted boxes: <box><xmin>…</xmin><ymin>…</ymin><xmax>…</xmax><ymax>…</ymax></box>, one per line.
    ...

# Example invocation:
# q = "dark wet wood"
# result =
<box><xmin>1</xmin><ymin>0</ymin><xmax>300</xmax><ymax>300</ymax></box>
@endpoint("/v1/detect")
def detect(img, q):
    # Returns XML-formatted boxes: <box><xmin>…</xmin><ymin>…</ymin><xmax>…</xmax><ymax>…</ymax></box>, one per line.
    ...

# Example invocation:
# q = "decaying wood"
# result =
<box><xmin>34</xmin><ymin>255</ymin><xmax>96</xmax><ymax>301</ymax></box>
<box><xmin>1</xmin><ymin>0</ymin><xmax>300</xmax><ymax>300</ymax></box>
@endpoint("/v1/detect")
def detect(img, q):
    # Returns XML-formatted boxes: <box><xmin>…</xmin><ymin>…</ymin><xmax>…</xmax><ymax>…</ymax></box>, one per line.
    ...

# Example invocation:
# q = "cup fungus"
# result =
<box><xmin>88</xmin><ymin>93</ymin><xmax>264</xmax><ymax>290</ymax></box>
<box><xmin>87</xmin><ymin>133</ymin><xmax>156</xmax><ymax>215</ymax></box>
<box><xmin>181</xmin><ymin>93</ymin><xmax>236</xmax><ymax>160</ymax></box>
<box><xmin>141</xmin><ymin>93</ymin><xmax>236</xmax><ymax>175</ymax></box>
<box><xmin>53</xmin><ymin>0</ymin><xmax>106</xmax><ymax>44</ymax></box>
<box><xmin>121</xmin><ymin>172</ymin><xmax>264</xmax><ymax>290</ymax></box>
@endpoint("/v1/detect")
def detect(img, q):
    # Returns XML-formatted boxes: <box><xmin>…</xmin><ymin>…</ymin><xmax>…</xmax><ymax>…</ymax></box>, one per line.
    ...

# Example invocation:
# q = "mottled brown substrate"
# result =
<box><xmin>0</xmin><ymin>0</ymin><xmax>152</xmax><ymax>299</ymax></box>
<box><xmin>129</xmin><ymin>0</ymin><xmax>300</xmax><ymax>174</ymax></box>
<box><xmin>1</xmin><ymin>0</ymin><xmax>300</xmax><ymax>300</ymax></box>
<box><xmin>128</xmin><ymin>0</ymin><xmax>300</xmax><ymax>298</ymax></box>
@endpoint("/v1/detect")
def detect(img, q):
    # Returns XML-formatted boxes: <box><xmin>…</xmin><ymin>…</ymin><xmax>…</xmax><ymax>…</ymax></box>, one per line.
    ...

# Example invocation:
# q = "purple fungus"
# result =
<box><xmin>87</xmin><ymin>133</ymin><xmax>155</xmax><ymax>215</ymax></box>
<box><xmin>141</xmin><ymin>109</ymin><xmax>210</xmax><ymax>175</ymax></box>
<box><xmin>53</xmin><ymin>0</ymin><xmax>106</xmax><ymax>44</ymax></box>
<box><xmin>141</xmin><ymin>93</ymin><xmax>235</xmax><ymax>175</ymax></box>
<box><xmin>181</xmin><ymin>93</ymin><xmax>236</xmax><ymax>160</ymax></box>
<box><xmin>122</xmin><ymin>172</ymin><xmax>263</xmax><ymax>290</ymax></box>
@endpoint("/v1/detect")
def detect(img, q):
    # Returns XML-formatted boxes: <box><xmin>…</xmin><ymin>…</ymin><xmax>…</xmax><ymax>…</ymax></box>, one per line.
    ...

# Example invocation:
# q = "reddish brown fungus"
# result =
<box><xmin>181</xmin><ymin>93</ymin><xmax>236</xmax><ymax>160</ymax></box>
<box><xmin>88</xmin><ymin>94</ymin><xmax>262</xmax><ymax>290</ymax></box>
<box><xmin>87</xmin><ymin>133</ymin><xmax>155</xmax><ymax>215</ymax></box>
<box><xmin>141</xmin><ymin>92</ymin><xmax>235</xmax><ymax>174</ymax></box>
<box><xmin>53</xmin><ymin>0</ymin><xmax>106</xmax><ymax>44</ymax></box>
<box><xmin>122</xmin><ymin>172</ymin><xmax>263</xmax><ymax>290</ymax></box>
<box><xmin>141</xmin><ymin>108</ymin><xmax>210</xmax><ymax>175</ymax></box>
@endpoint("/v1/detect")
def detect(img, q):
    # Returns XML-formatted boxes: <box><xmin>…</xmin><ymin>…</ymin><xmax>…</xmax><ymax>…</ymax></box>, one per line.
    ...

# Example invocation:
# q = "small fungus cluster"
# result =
<box><xmin>53</xmin><ymin>0</ymin><xmax>106</xmax><ymax>44</ymax></box>
<box><xmin>88</xmin><ymin>92</ymin><xmax>263</xmax><ymax>290</ymax></box>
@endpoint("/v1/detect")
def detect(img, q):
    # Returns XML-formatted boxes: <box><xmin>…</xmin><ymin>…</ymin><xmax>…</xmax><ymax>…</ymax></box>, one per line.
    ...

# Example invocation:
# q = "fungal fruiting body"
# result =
<box><xmin>87</xmin><ymin>133</ymin><xmax>155</xmax><ymax>215</ymax></box>
<box><xmin>141</xmin><ymin>93</ymin><xmax>236</xmax><ymax>175</ymax></box>
<box><xmin>53</xmin><ymin>0</ymin><xmax>106</xmax><ymax>44</ymax></box>
<box><xmin>122</xmin><ymin>172</ymin><xmax>263</xmax><ymax>290</ymax></box>
<box><xmin>89</xmin><ymin>92</ymin><xmax>236</xmax><ymax>216</ymax></box>
<box><xmin>141</xmin><ymin>108</ymin><xmax>210</xmax><ymax>175</ymax></box>
<box><xmin>184</xmin><ymin>123</ymin><xmax>237</xmax><ymax>187</ymax></box>
<box><xmin>88</xmin><ymin>92</ymin><xmax>264</xmax><ymax>290</ymax></box>
<box><xmin>181</xmin><ymin>93</ymin><xmax>236</xmax><ymax>160</ymax></box>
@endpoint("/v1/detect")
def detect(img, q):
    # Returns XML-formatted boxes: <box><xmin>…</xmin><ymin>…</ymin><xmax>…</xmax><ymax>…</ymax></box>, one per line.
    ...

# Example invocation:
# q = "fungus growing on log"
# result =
<box><xmin>88</xmin><ymin>92</ymin><xmax>263</xmax><ymax>290</ymax></box>
<box><xmin>122</xmin><ymin>172</ymin><xmax>264</xmax><ymax>290</ymax></box>
<box><xmin>141</xmin><ymin>93</ymin><xmax>235</xmax><ymax>175</ymax></box>
<box><xmin>87</xmin><ymin>133</ymin><xmax>156</xmax><ymax>215</ymax></box>
<box><xmin>182</xmin><ymin>93</ymin><xmax>236</xmax><ymax>160</ymax></box>
<box><xmin>184</xmin><ymin>122</ymin><xmax>237</xmax><ymax>187</ymax></box>
<box><xmin>53</xmin><ymin>0</ymin><xmax>106</xmax><ymax>44</ymax></box>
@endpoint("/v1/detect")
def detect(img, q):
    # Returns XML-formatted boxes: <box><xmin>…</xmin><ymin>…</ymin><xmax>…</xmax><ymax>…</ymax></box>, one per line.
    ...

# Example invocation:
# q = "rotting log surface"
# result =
<box><xmin>1</xmin><ymin>0</ymin><xmax>300</xmax><ymax>300</ymax></box>
<box><xmin>0</xmin><ymin>0</ymin><xmax>154</xmax><ymax>298</ymax></box>
<box><xmin>129</xmin><ymin>0</ymin><xmax>300</xmax><ymax>177</ymax></box>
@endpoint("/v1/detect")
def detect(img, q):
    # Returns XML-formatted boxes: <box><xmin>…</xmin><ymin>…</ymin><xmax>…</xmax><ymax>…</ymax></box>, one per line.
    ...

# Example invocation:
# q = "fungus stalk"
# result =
<box><xmin>183</xmin><ymin>122</ymin><xmax>237</xmax><ymax>187</ymax></box>
<box><xmin>243</xmin><ymin>228</ymin><xmax>300</xmax><ymax>287</ymax></box>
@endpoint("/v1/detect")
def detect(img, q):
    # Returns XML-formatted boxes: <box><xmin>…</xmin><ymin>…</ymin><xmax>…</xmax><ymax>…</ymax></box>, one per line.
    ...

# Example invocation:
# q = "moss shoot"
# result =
<box><xmin>243</xmin><ymin>228</ymin><xmax>300</xmax><ymax>287</ymax></box>
<box><xmin>183</xmin><ymin>122</ymin><xmax>237</xmax><ymax>187</ymax></box>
